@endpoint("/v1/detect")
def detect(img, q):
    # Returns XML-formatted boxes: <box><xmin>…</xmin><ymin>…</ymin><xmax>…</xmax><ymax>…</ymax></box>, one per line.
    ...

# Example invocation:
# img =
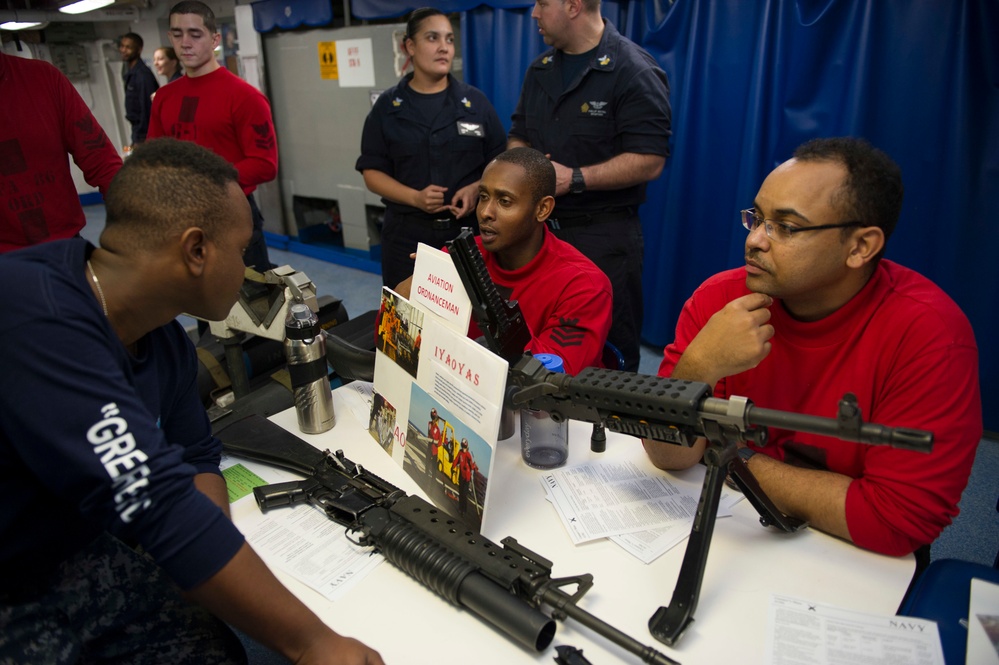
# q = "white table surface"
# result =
<box><xmin>228</xmin><ymin>389</ymin><xmax>915</xmax><ymax>665</ymax></box>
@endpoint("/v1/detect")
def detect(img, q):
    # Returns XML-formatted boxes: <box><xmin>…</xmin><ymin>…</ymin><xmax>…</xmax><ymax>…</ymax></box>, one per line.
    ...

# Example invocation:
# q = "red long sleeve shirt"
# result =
<box><xmin>659</xmin><ymin>262</ymin><xmax>982</xmax><ymax>555</ymax></box>
<box><xmin>467</xmin><ymin>229</ymin><xmax>613</xmax><ymax>376</ymax></box>
<box><xmin>0</xmin><ymin>53</ymin><xmax>122</xmax><ymax>252</ymax></box>
<box><xmin>148</xmin><ymin>67</ymin><xmax>277</xmax><ymax>195</ymax></box>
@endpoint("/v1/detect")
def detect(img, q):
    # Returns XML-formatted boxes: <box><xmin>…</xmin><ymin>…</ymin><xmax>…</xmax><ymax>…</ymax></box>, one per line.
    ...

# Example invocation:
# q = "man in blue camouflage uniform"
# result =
<box><xmin>0</xmin><ymin>138</ymin><xmax>383</xmax><ymax>665</ymax></box>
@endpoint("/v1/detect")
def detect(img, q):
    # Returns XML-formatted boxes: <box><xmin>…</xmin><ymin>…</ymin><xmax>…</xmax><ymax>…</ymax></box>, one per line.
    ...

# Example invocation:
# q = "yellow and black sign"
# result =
<box><xmin>317</xmin><ymin>41</ymin><xmax>338</xmax><ymax>80</ymax></box>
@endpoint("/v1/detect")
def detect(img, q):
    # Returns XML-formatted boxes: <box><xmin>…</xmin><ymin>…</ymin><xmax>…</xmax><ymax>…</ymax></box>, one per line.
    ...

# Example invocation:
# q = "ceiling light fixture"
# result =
<box><xmin>59</xmin><ymin>0</ymin><xmax>115</xmax><ymax>14</ymax></box>
<box><xmin>1</xmin><ymin>21</ymin><xmax>45</xmax><ymax>29</ymax></box>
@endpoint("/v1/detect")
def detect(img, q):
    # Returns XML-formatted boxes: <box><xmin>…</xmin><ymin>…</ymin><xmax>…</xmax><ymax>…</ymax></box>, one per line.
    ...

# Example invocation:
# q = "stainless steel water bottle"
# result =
<box><xmin>284</xmin><ymin>302</ymin><xmax>336</xmax><ymax>434</ymax></box>
<box><xmin>520</xmin><ymin>353</ymin><xmax>569</xmax><ymax>469</ymax></box>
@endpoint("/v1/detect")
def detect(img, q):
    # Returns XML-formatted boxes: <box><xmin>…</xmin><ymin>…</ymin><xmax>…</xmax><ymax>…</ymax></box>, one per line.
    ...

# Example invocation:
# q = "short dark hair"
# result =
<box><xmin>405</xmin><ymin>7</ymin><xmax>446</xmax><ymax>41</ymax></box>
<box><xmin>120</xmin><ymin>32</ymin><xmax>143</xmax><ymax>49</ymax></box>
<box><xmin>492</xmin><ymin>147</ymin><xmax>556</xmax><ymax>205</ymax></box>
<box><xmin>104</xmin><ymin>138</ymin><xmax>239</xmax><ymax>250</ymax></box>
<box><xmin>169</xmin><ymin>0</ymin><xmax>217</xmax><ymax>34</ymax></box>
<box><xmin>793</xmin><ymin>137</ymin><xmax>903</xmax><ymax>246</ymax></box>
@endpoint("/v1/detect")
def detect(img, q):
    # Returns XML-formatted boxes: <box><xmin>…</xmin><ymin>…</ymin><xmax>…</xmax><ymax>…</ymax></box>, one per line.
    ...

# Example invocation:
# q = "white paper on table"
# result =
<box><xmin>608</xmin><ymin>491</ymin><xmax>742</xmax><ymax>564</ymax></box>
<box><xmin>220</xmin><ymin>452</ymin><xmax>302</xmax><ymax>484</ymax></box>
<box><xmin>968</xmin><ymin>577</ymin><xmax>999</xmax><ymax>665</ymax></box>
<box><xmin>539</xmin><ymin>460</ymin><xmax>733</xmax><ymax>545</ymax></box>
<box><xmin>764</xmin><ymin>594</ymin><xmax>944</xmax><ymax>665</ymax></box>
<box><xmin>237</xmin><ymin>500</ymin><xmax>383</xmax><ymax>602</ymax></box>
<box><xmin>336</xmin><ymin>379</ymin><xmax>374</xmax><ymax>430</ymax></box>
<box><xmin>223</xmin><ymin>431</ymin><xmax>383</xmax><ymax>603</ymax></box>
<box><xmin>606</xmin><ymin>463</ymin><xmax>742</xmax><ymax>563</ymax></box>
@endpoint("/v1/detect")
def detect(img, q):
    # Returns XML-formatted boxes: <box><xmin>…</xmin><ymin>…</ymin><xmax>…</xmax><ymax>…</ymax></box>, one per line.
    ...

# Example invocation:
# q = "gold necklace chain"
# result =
<box><xmin>87</xmin><ymin>259</ymin><xmax>109</xmax><ymax>317</ymax></box>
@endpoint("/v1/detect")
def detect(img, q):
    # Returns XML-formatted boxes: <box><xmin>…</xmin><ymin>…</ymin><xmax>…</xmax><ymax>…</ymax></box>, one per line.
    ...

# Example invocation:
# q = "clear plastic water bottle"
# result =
<box><xmin>520</xmin><ymin>353</ymin><xmax>568</xmax><ymax>469</ymax></box>
<box><xmin>284</xmin><ymin>303</ymin><xmax>335</xmax><ymax>434</ymax></box>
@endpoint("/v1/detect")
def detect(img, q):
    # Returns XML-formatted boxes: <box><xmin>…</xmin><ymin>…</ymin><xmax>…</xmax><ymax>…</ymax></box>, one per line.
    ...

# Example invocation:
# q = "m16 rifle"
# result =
<box><xmin>218</xmin><ymin>414</ymin><xmax>679</xmax><ymax>665</ymax></box>
<box><xmin>443</xmin><ymin>227</ymin><xmax>935</xmax><ymax>646</ymax></box>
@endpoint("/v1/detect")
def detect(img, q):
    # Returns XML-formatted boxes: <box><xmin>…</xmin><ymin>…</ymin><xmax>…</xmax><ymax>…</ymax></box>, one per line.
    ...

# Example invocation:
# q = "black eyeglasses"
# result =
<box><xmin>741</xmin><ymin>209</ymin><xmax>863</xmax><ymax>242</ymax></box>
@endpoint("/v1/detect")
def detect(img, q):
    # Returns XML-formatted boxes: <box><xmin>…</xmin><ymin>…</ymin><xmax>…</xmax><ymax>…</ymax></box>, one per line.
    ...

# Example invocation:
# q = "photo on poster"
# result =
<box><xmin>368</xmin><ymin>391</ymin><xmax>397</xmax><ymax>455</ymax></box>
<box><xmin>403</xmin><ymin>383</ymin><xmax>490</xmax><ymax>531</ymax></box>
<box><xmin>375</xmin><ymin>288</ymin><xmax>424</xmax><ymax>378</ymax></box>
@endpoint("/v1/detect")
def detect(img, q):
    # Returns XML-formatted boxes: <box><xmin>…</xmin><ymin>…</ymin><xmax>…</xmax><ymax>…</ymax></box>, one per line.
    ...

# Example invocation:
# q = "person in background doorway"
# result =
<box><xmin>643</xmin><ymin>137</ymin><xmax>981</xmax><ymax>557</ymax></box>
<box><xmin>153</xmin><ymin>46</ymin><xmax>183</xmax><ymax>83</ymax></box>
<box><xmin>356</xmin><ymin>7</ymin><xmax>506</xmax><ymax>289</ymax></box>
<box><xmin>0</xmin><ymin>51</ymin><xmax>122</xmax><ymax>252</ymax></box>
<box><xmin>508</xmin><ymin>0</ymin><xmax>672</xmax><ymax>372</ymax></box>
<box><xmin>148</xmin><ymin>0</ymin><xmax>276</xmax><ymax>272</ymax></box>
<box><xmin>119</xmin><ymin>32</ymin><xmax>159</xmax><ymax>147</ymax></box>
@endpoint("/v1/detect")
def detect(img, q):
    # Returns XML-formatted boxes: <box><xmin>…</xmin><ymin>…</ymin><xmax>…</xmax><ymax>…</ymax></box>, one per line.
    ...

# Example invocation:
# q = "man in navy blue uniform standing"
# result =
<box><xmin>508</xmin><ymin>0</ymin><xmax>671</xmax><ymax>371</ymax></box>
<box><xmin>119</xmin><ymin>32</ymin><xmax>159</xmax><ymax>147</ymax></box>
<box><xmin>357</xmin><ymin>8</ymin><xmax>506</xmax><ymax>289</ymax></box>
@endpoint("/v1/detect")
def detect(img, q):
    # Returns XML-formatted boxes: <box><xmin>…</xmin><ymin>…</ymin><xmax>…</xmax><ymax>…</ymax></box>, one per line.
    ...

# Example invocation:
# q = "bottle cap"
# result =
<box><xmin>534</xmin><ymin>353</ymin><xmax>565</xmax><ymax>374</ymax></box>
<box><xmin>285</xmin><ymin>302</ymin><xmax>319</xmax><ymax>338</ymax></box>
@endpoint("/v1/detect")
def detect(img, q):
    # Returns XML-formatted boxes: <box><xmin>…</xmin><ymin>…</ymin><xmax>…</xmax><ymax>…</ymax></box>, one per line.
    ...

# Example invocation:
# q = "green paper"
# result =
<box><xmin>223</xmin><ymin>464</ymin><xmax>268</xmax><ymax>503</ymax></box>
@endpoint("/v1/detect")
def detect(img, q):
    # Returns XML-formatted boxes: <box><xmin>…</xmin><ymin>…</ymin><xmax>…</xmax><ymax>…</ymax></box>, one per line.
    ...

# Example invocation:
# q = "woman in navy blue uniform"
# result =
<box><xmin>357</xmin><ymin>8</ymin><xmax>506</xmax><ymax>288</ymax></box>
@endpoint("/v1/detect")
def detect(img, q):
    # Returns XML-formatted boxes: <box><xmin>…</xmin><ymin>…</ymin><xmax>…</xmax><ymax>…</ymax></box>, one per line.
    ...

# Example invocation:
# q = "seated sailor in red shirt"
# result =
<box><xmin>642</xmin><ymin>137</ymin><xmax>981</xmax><ymax>556</ymax></box>
<box><xmin>399</xmin><ymin>147</ymin><xmax>613</xmax><ymax>375</ymax></box>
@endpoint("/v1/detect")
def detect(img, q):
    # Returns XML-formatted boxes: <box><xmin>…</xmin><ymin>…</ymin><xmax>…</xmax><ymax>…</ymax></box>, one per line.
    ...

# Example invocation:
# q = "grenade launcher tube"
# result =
<box><xmin>357</xmin><ymin>503</ymin><xmax>556</xmax><ymax>651</ymax></box>
<box><xmin>358</xmin><ymin>497</ymin><xmax>677</xmax><ymax>664</ymax></box>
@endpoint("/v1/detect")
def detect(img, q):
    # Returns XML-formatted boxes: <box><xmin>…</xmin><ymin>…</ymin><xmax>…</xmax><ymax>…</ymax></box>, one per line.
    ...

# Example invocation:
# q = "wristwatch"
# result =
<box><xmin>570</xmin><ymin>167</ymin><xmax>586</xmax><ymax>194</ymax></box>
<box><xmin>737</xmin><ymin>446</ymin><xmax>757</xmax><ymax>463</ymax></box>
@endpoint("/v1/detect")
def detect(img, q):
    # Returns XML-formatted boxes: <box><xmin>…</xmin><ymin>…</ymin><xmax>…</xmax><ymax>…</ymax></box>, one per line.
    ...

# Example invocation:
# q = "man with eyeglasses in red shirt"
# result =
<box><xmin>642</xmin><ymin>137</ymin><xmax>981</xmax><ymax>558</ymax></box>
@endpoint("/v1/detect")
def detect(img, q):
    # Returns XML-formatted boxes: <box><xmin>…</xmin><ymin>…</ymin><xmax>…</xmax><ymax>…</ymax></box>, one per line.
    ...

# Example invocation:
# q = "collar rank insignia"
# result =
<box><xmin>461</xmin><ymin>97</ymin><xmax>472</xmax><ymax>108</ymax></box>
<box><xmin>543</xmin><ymin>55</ymin><xmax>553</xmax><ymax>65</ymax></box>
<box><xmin>598</xmin><ymin>55</ymin><xmax>611</xmax><ymax>66</ymax></box>
<box><xmin>392</xmin><ymin>97</ymin><xmax>403</xmax><ymax>107</ymax></box>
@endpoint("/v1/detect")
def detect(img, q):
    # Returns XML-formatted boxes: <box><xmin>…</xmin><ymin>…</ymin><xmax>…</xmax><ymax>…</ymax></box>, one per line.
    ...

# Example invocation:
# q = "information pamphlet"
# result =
<box><xmin>540</xmin><ymin>460</ymin><xmax>743</xmax><ymax>563</ymax></box>
<box><xmin>764</xmin><ymin>594</ymin><xmax>944</xmax><ymax>665</ymax></box>
<box><xmin>221</xmin><ymin>453</ymin><xmax>383</xmax><ymax>602</ymax></box>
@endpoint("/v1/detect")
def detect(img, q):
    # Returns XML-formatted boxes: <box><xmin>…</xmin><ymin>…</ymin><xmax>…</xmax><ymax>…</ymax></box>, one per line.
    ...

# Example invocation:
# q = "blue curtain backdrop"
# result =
<box><xmin>349</xmin><ymin>0</ymin><xmax>999</xmax><ymax>431</ymax></box>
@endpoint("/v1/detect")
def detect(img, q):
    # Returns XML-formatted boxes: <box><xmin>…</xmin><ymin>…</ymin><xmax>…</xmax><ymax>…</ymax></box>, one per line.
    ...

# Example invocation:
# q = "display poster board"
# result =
<box><xmin>367</xmin><ymin>245</ymin><xmax>505</xmax><ymax>532</ymax></box>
